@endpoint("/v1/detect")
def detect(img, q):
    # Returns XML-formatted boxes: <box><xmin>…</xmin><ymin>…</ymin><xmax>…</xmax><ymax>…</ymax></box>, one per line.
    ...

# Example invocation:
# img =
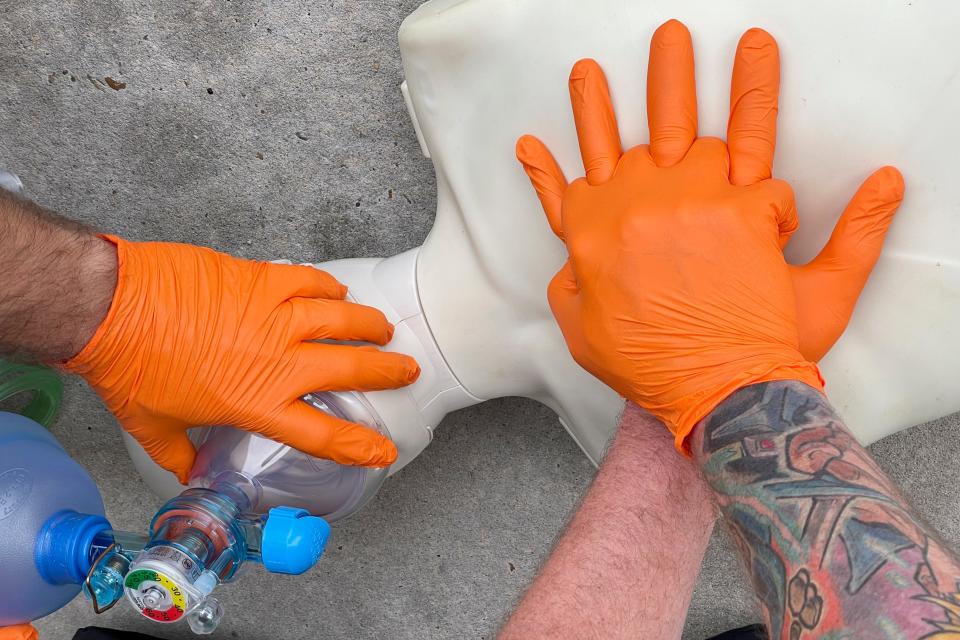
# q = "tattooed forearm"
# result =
<box><xmin>691</xmin><ymin>381</ymin><xmax>960</xmax><ymax>639</ymax></box>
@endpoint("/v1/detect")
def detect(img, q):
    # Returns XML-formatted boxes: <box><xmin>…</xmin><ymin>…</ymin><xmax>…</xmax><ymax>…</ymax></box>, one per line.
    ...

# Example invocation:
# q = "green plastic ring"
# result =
<box><xmin>0</xmin><ymin>359</ymin><xmax>63</xmax><ymax>427</ymax></box>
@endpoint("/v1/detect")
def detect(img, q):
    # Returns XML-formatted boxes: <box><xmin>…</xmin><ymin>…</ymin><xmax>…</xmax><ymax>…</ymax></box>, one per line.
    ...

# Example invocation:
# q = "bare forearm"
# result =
<box><xmin>692</xmin><ymin>381</ymin><xmax>960</xmax><ymax>638</ymax></box>
<box><xmin>500</xmin><ymin>403</ymin><xmax>716</xmax><ymax>640</ymax></box>
<box><xmin>0</xmin><ymin>190</ymin><xmax>116</xmax><ymax>362</ymax></box>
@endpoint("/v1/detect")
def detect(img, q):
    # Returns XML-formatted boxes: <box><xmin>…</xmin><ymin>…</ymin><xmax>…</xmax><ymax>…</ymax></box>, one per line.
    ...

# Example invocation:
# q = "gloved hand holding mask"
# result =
<box><xmin>64</xmin><ymin>237</ymin><xmax>420</xmax><ymax>483</ymax></box>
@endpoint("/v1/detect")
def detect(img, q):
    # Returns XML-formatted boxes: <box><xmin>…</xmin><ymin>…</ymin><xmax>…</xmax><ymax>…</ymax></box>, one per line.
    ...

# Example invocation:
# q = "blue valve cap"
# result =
<box><xmin>35</xmin><ymin>510</ymin><xmax>111</xmax><ymax>585</ymax></box>
<box><xmin>261</xmin><ymin>506</ymin><xmax>331</xmax><ymax>575</ymax></box>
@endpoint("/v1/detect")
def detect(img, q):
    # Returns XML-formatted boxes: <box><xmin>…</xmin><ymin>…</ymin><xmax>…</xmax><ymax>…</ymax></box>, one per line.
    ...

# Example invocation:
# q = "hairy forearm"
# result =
<box><xmin>0</xmin><ymin>190</ymin><xmax>116</xmax><ymax>362</ymax></box>
<box><xmin>692</xmin><ymin>380</ymin><xmax>960</xmax><ymax>638</ymax></box>
<box><xmin>500</xmin><ymin>403</ymin><xmax>716</xmax><ymax>640</ymax></box>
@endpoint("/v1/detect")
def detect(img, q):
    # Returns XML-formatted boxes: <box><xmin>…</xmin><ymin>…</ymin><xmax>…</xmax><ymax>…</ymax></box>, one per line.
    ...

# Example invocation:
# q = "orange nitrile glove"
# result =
<box><xmin>517</xmin><ymin>20</ymin><xmax>904</xmax><ymax>451</ymax></box>
<box><xmin>64</xmin><ymin>236</ymin><xmax>420</xmax><ymax>483</ymax></box>
<box><xmin>0</xmin><ymin>625</ymin><xmax>38</xmax><ymax>640</ymax></box>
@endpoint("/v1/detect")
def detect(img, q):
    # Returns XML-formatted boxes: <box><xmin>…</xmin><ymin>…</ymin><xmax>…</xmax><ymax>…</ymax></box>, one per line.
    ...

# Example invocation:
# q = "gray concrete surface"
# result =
<box><xmin>1</xmin><ymin>2</ymin><xmax>959</xmax><ymax>639</ymax></box>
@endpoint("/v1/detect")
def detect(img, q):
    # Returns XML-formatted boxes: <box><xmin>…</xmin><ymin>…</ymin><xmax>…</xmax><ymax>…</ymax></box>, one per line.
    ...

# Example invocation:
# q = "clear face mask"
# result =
<box><xmin>189</xmin><ymin>392</ymin><xmax>391</xmax><ymax>521</ymax></box>
<box><xmin>76</xmin><ymin>392</ymin><xmax>390</xmax><ymax>634</ymax></box>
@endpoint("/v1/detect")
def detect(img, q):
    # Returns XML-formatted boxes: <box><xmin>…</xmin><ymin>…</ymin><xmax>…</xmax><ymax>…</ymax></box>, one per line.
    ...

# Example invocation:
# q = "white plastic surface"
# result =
<box><xmin>313</xmin><ymin>250</ymin><xmax>481</xmax><ymax>466</ymax></box>
<box><xmin>400</xmin><ymin>0</ymin><xmax>960</xmax><ymax>454</ymax></box>
<box><xmin>130</xmin><ymin>0</ymin><xmax>960</xmax><ymax>507</ymax></box>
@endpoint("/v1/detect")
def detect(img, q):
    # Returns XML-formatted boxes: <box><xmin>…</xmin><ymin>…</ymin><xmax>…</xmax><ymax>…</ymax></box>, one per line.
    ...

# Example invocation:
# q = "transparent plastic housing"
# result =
<box><xmin>188</xmin><ymin>392</ymin><xmax>391</xmax><ymax>521</ymax></box>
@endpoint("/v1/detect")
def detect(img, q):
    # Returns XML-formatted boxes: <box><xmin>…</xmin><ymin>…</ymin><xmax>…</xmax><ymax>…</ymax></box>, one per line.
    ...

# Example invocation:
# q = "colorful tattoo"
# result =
<box><xmin>697</xmin><ymin>381</ymin><xmax>960</xmax><ymax>639</ymax></box>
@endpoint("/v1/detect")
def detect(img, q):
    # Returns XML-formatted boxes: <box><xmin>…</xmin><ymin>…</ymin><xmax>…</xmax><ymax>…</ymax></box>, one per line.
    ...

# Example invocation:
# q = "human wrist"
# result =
<box><xmin>0</xmin><ymin>190</ymin><xmax>119</xmax><ymax>363</ymax></box>
<box><xmin>63</xmin><ymin>235</ymin><xmax>151</xmax><ymax>379</ymax></box>
<box><xmin>646</xmin><ymin>356</ymin><xmax>824</xmax><ymax>455</ymax></box>
<box><xmin>688</xmin><ymin>378</ymin><xmax>827</xmax><ymax>458</ymax></box>
<box><xmin>610</xmin><ymin>402</ymin><xmax>717</xmax><ymax>512</ymax></box>
<box><xmin>67</xmin><ymin>234</ymin><xmax>118</xmax><ymax>360</ymax></box>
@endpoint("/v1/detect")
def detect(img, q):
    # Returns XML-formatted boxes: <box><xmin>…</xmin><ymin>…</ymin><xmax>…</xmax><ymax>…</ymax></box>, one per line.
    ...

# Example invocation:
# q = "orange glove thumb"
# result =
<box><xmin>792</xmin><ymin>166</ymin><xmax>905</xmax><ymax>361</ymax></box>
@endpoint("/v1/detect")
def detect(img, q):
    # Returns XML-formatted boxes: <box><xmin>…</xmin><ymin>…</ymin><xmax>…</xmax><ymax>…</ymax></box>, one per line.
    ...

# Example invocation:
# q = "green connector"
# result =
<box><xmin>0</xmin><ymin>359</ymin><xmax>63</xmax><ymax>427</ymax></box>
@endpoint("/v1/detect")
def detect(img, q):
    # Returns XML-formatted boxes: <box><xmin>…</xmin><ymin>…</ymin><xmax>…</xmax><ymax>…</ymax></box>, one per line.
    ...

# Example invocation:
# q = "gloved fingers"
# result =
<box><xmin>264</xmin><ymin>262</ymin><xmax>348</xmax><ymax>301</ymax></box>
<box><xmin>547</xmin><ymin>261</ymin><xmax>588</xmax><ymax>355</ymax></box>
<box><xmin>516</xmin><ymin>134</ymin><xmax>568</xmax><ymax>237</ymax></box>
<box><xmin>569</xmin><ymin>58</ymin><xmax>623</xmax><ymax>185</ymax></box>
<box><xmin>290</xmin><ymin>342</ymin><xmax>420</xmax><ymax>395</ymax></box>
<box><xmin>813</xmin><ymin>166</ymin><xmax>905</xmax><ymax>266</ymax></box>
<box><xmin>266</xmin><ymin>400</ymin><xmax>398</xmax><ymax>467</ymax></box>
<box><xmin>647</xmin><ymin>19</ymin><xmax>698</xmax><ymax>167</ymax></box>
<box><xmin>547</xmin><ymin>260</ymin><xmax>580</xmax><ymax>299</ymax></box>
<box><xmin>727</xmin><ymin>28</ymin><xmax>780</xmax><ymax>186</ymax></box>
<box><xmin>0</xmin><ymin>625</ymin><xmax>38</xmax><ymax>640</ymax></box>
<box><xmin>754</xmin><ymin>178</ymin><xmax>799</xmax><ymax>247</ymax></box>
<box><xmin>289</xmin><ymin>297</ymin><xmax>395</xmax><ymax>345</ymax></box>
<box><xmin>126</xmin><ymin>423</ymin><xmax>197</xmax><ymax>485</ymax></box>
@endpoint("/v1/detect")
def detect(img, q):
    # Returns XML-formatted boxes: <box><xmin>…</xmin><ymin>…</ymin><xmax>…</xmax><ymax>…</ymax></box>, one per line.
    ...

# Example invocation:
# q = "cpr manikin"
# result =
<box><xmin>128</xmin><ymin>0</ymin><xmax>960</xmax><ymax>520</ymax></box>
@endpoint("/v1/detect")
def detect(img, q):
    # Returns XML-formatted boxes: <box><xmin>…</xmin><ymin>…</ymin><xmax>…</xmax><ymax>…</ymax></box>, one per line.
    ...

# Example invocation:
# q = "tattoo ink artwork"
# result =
<box><xmin>698</xmin><ymin>381</ymin><xmax>960</xmax><ymax>639</ymax></box>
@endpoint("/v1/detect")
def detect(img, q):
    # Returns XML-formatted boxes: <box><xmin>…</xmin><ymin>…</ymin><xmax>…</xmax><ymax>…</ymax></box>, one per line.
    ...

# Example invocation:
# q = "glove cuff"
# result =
<box><xmin>60</xmin><ymin>234</ymin><xmax>129</xmax><ymax>377</ymax></box>
<box><xmin>669</xmin><ymin>360</ymin><xmax>825</xmax><ymax>456</ymax></box>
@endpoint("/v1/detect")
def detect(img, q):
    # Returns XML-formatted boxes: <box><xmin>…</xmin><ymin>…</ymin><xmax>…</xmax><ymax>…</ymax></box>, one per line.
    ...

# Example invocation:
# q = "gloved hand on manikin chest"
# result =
<box><xmin>516</xmin><ymin>20</ymin><xmax>904</xmax><ymax>450</ymax></box>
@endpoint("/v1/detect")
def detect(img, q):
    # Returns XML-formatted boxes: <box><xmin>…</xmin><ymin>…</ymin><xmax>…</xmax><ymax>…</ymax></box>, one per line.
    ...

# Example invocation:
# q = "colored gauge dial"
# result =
<box><xmin>124</xmin><ymin>568</ymin><xmax>187</xmax><ymax>622</ymax></box>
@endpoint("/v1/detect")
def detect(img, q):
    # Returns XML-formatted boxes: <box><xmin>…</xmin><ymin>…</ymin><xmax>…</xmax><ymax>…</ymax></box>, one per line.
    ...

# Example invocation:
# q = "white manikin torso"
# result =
<box><xmin>403</xmin><ymin>0</ymin><xmax>960</xmax><ymax>451</ymax></box>
<box><xmin>128</xmin><ymin>0</ymin><xmax>960</xmax><ymax>514</ymax></box>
